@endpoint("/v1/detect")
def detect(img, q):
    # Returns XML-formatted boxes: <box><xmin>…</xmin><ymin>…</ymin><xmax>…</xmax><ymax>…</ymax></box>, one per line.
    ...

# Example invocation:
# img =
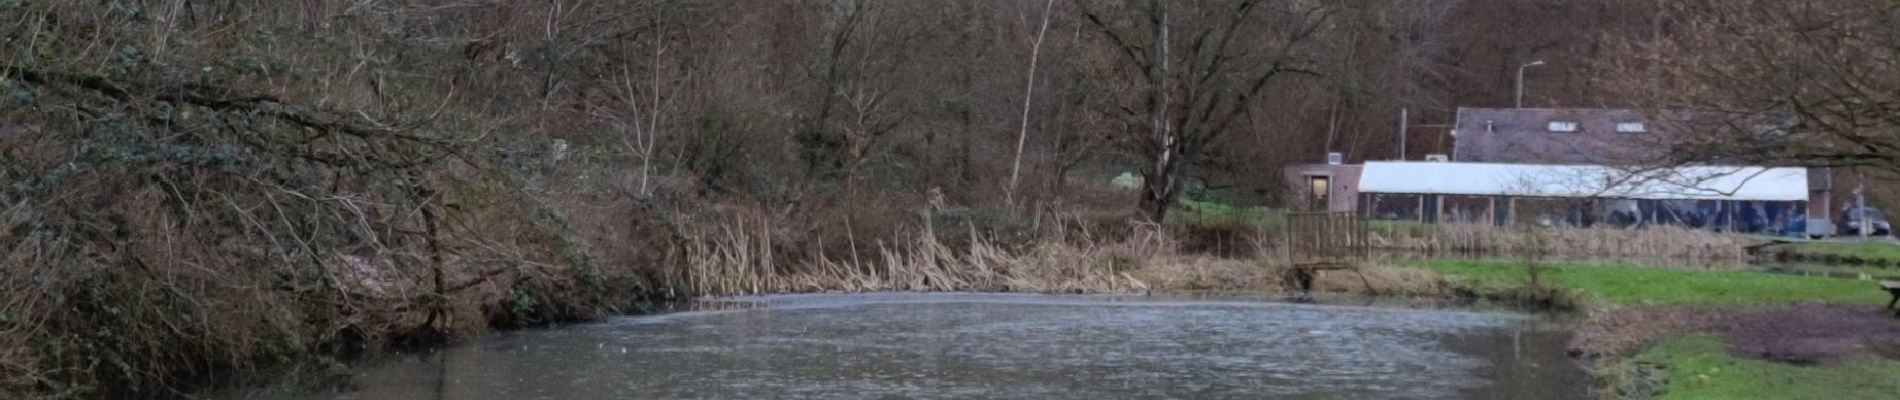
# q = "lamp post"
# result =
<box><xmin>1516</xmin><ymin>60</ymin><xmax>1545</xmax><ymax>108</ymax></box>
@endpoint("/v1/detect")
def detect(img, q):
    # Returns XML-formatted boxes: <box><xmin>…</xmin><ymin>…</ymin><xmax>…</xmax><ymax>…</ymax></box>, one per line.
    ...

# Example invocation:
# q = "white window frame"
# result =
<box><xmin>1547</xmin><ymin>121</ymin><xmax>1580</xmax><ymax>133</ymax></box>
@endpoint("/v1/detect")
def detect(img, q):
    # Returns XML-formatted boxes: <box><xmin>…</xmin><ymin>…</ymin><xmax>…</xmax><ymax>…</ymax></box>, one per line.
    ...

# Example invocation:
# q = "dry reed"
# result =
<box><xmin>682</xmin><ymin>213</ymin><xmax>1156</xmax><ymax>295</ymax></box>
<box><xmin>678</xmin><ymin>210</ymin><xmax>1464</xmax><ymax>298</ymax></box>
<box><xmin>1370</xmin><ymin>224</ymin><xmax>1750</xmax><ymax>261</ymax></box>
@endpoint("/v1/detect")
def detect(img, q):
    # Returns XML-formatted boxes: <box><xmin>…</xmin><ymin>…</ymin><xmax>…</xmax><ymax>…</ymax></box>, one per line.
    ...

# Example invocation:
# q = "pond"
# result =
<box><xmin>232</xmin><ymin>293</ymin><xmax>1589</xmax><ymax>400</ymax></box>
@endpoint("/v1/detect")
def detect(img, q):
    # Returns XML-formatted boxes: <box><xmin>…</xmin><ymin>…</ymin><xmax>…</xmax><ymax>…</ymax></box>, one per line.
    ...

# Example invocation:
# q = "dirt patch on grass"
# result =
<box><xmin>1574</xmin><ymin>304</ymin><xmax>1900</xmax><ymax>365</ymax></box>
<box><xmin>1571</xmin><ymin>306</ymin><xmax>1729</xmax><ymax>358</ymax></box>
<box><xmin>1716</xmin><ymin>304</ymin><xmax>1900</xmax><ymax>364</ymax></box>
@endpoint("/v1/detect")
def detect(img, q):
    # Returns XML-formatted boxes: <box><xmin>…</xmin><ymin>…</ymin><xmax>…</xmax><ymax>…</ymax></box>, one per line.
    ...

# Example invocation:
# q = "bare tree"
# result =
<box><xmin>1079</xmin><ymin>0</ymin><xmax>1329</xmax><ymax>221</ymax></box>
<box><xmin>1614</xmin><ymin>0</ymin><xmax>1900</xmax><ymax>172</ymax></box>
<box><xmin>1006</xmin><ymin>0</ymin><xmax>1059</xmax><ymax>206</ymax></box>
<box><xmin>599</xmin><ymin>25</ymin><xmax>685</xmax><ymax>198</ymax></box>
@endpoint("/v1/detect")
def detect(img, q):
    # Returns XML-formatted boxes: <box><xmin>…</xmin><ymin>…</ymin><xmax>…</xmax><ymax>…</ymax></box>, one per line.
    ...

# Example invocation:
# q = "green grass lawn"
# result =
<box><xmin>1172</xmin><ymin>200</ymin><xmax>1284</xmax><ymax>231</ymax></box>
<box><xmin>1418</xmin><ymin>260</ymin><xmax>1898</xmax><ymax>399</ymax></box>
<box><xmin>1777</xmin><ymin>241</ymin><xmax>1900</xmax><ymax>263</ymax></box>
<box><xmin>1634</xmin><ymin>335</ymin><xmax>1900</xmax><ymax>400</ymax></box>
<box><xmin>1418</xmin><ymin>260</ymin><xmax>1890</xmax><ymax>306</ymax></box>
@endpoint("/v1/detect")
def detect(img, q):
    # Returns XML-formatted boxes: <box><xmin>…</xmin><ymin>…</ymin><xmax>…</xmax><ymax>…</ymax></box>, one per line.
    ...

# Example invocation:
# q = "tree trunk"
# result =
<box><xmin>1139</xmin><ymin>169</ymin><xmax>1179</xmax><ymax>221</ymax></box>
<box><xmin>1139</xmin><ymin>0</ymin><xmax>1177</xmax><ymax>222</ymax></box>
<box><xmin>959</xmin><ymin>69</ymin><xmax>977</xmax><ymax>188</ymax></box>
<box><xmin>1007</xmin><ymin>0</ymin><xmax>1057</xmax><ymax>206</ymax></box>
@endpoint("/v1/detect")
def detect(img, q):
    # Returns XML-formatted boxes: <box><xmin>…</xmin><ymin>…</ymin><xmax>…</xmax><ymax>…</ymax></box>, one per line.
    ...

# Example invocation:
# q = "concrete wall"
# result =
<box><xmin>1283</xmin><ymin>164</ymin><xmax>1363</xmax><ymax>212</ymax></box>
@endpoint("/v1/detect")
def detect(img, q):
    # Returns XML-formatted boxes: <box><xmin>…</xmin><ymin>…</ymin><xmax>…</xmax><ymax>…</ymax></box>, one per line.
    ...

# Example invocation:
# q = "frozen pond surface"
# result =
<box><xmin>265</xmin><ymin>293</ymin><xmax>1589</xmax><ymax>400</ymax></box>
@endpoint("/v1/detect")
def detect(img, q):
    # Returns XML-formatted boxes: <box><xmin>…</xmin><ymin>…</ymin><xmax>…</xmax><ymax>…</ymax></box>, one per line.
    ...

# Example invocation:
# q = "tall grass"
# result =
<box><xmin>681</xmin><ymin>212</ymin><xmax>1154</xmax><ymax>295</ymax></box>
<box><xmin>1168</xmin><ymin>204</ymin><xmax>1753</xmax><ymax>262</ymax></box>
<box><xmin>675</xmin><ymin>207</ymin><xmax>1460</xmax><ymax>298</ymax></box>
<box><xmin>1369</xmin><ymin>224</ymin><xmax>1750</xmax><ymax>261</ymax></box>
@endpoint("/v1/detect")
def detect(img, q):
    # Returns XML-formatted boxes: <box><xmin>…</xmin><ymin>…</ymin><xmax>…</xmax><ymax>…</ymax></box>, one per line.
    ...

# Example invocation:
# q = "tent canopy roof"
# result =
<box><xmin>1358</xmin><ymin>162</ymin><xmax>1808</xmax><ymax>201</ymax></box>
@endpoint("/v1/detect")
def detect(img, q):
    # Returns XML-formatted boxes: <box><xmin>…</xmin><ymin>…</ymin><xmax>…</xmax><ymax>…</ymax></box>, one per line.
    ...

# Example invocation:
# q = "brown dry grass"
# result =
<box><xmin>1372</xmin><ymin>224</ymin><xmax>1750</xmax><ymax>260</ymax></box>
<box><xmin>678</xmin><ymin>207</ymin><xmax>1459</xmax><ymax>298</ymax></box>
<box><xmin>1312</xmin><ymin>265</ymin><xmax>1451</xmax><ymax>296</ymax></box>
<box><xmin>1571</xmin><ymin>305</ymin><xmax>1729</xmax><ymax>358</ymax></box>
<box><xmin>1573</xmin><ymin>304</ymin><xmax>1900</xmax><ymax>363</ymax></box>
<box><xmin>1125</xmin><ymin>256</ymin><xmax>1272</xmax><ymax>291</ymax></box>
<box><xmin>682</xmin><ymin>212</ymin><xmax>1159</xmax><ymax>295</ymax></box>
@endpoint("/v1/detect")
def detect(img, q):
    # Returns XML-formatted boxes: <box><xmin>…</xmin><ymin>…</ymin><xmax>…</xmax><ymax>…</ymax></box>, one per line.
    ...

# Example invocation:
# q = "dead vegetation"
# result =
<box><xmin>681</xmin><ymin>211</ymin><xmax>1173</xmax><ymax>295</ymax></box>
<box><xmin>1571</xmin><ymin>306</ymin><xmax>1730</xmax><ymax>359</ymax></box>
<box><xmin>1312</xmin><ymin>265</ymin><xmax>1450</xmax><ymax>297</ymax></box>
<box><xmin>673</xmin><ymin>207</ymin><xmax>1460</xmax><ymax>298</ymax></box>
<box><xmin>1574</xmin><ymin>304</ymin><xmax>1900</xmax><ymax>364</ymax></box>
<box><xmin>1371</xmin><ymin>224</ymin><xmax>1750</xmax><ymax>261</ymax></box>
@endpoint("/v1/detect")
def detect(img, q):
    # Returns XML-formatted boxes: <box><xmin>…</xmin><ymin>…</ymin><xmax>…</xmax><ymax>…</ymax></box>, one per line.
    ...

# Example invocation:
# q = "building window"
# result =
<box><xmin>1616</xmin><ymin>122</ymin><xmax>1646</xmax><ymax>133</ymax></box>
<box><xmin>1547</xmin><ymin>121</ymin><xmax>1579</xmax><ymax>132</ymax></box>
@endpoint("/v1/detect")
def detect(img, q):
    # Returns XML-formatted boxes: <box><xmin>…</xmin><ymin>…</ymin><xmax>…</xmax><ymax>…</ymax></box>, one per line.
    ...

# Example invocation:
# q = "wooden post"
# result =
<box><xmin>1435</xmin><ymin>195</ymin><xmax>1446</xmax><ymax>224</ymax></box>
<box><xmin>1726</xmin><ymin>201</ymin><xmax>1736</xmax><ymax>232</ymax></box>
<box><xmin>1507</xmin><ymin>197</ymin><xmax>1518</xmax><ymax>226</ymax></box>
<box><xmin>1416</xmin><ymin>195</ymin><xmax>1425</xmax><ymax>223</ymax></box>
<box><xmin>1487</xmin><ymin>197</ymin><xmax>1498</xmax><ymax>226</ymax></box>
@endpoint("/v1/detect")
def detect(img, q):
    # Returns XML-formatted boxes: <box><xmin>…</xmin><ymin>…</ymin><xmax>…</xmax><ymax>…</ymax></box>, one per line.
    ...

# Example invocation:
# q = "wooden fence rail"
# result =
<box><xmin>1283</xmin><ymin>211</ymin><xmax>1372</xmax><ymax>294</ymax></box>
<box><xmin>1285</xmin><ymin>211</ymin><xmax>1369</xmax><ymax>269</ymax></box>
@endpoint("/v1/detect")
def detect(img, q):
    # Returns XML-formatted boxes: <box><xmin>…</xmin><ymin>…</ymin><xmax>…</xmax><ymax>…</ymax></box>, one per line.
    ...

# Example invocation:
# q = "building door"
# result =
<box><xmin>1307</xmin><ymin>175</ymin><xmax>1331</xmax><ymax>211</ymax></box>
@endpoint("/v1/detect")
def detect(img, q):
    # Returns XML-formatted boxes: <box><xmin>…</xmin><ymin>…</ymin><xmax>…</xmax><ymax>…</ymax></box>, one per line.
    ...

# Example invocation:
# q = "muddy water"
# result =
<box><xmin>254</xmin><ymin>294</ymin><xmax>1589</xmax><ymax>400</ymax></box>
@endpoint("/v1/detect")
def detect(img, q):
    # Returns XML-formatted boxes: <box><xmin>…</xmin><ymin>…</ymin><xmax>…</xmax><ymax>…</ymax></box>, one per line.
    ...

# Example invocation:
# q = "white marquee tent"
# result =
<box><xmin>1357</xmin><ymin>161</ymin><xmax>1807</xmax><ymax>201</ymax></box>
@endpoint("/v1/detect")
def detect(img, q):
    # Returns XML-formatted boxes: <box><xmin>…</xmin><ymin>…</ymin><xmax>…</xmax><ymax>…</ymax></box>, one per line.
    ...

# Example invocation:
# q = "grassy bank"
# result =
<box><xmin>1173</xmin><ymin>200</ymin><xmax>1286</xmax><ymax>230</ymax></box>
<box><xmin>1420</xmin><ymin>261</ymin><xmax>1888</xmax><ymax>306</ymax></box>
<box><xmin>1632</xmin><ymin>335</ymin><xmax>1900</xmax><ymax>400</ymax></box>
<box><xmin>1414</xmin><ymin>260</ymin><xmax>1899</xmax><ymax>400</ymax></box>
<box><xmin>1187</xmin><ymin>204</ymin><xmax>1755</xmax><ymax>261</ymax></box>
<box><xmin>1763</xmin><ymin>241</ymin><xmax>1900</xmax><ymax>266</ymax></box>
<box><xmin>1377</xmin><ymin>225</ymin><xmax>1751</xmax><ymax>261</ymax></box>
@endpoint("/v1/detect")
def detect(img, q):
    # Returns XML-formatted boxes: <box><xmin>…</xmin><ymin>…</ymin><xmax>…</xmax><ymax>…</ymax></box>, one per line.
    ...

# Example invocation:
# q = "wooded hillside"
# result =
<box><xmin>6</xmin><ymin>0</ymin><xmax>1893</xmax><ymax>397</ymax></box>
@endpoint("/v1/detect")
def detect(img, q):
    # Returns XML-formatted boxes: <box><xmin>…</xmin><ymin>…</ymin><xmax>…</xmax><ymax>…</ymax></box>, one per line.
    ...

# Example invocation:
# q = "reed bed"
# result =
<box><xmin>679</xmin><ymin>211</ymin><xmax>1466</xmax><ymax>297</ymax></box>
<box><xmin>682</xmin><ymin>214</ymin><xmax>1157</xmax><ymax>295</ymax></box>
<box><xmin>1370</xmin><ymin>224</ymin><xmax>1750</xmax><ymax>261</ymax></box>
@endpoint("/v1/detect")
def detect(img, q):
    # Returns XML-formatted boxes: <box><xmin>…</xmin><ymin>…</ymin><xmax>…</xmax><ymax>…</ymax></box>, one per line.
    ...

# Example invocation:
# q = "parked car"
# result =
<box><xmin>1840</xmin><ymin>206</ymin><xmax>1892</xmax><ymax>236</ymax></box>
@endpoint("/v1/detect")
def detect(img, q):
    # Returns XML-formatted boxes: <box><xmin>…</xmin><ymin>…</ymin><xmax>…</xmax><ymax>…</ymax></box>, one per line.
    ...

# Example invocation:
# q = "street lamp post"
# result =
<box><xmin>1515</xmin><ymin>60</ymin><xmax>1545</xmax><ymax>108</ymax></box>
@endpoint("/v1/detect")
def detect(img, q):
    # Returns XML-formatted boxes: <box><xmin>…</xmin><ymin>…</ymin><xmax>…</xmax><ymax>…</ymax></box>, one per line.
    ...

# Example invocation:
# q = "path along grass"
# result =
<box><xmin>1415</xmin><ymin>260</ymin><xmax>1899</xmax><ymax>400</ymax></box>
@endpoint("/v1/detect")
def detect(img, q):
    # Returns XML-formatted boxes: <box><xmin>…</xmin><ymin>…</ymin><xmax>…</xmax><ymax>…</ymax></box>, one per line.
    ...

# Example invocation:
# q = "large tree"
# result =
<box><xmin>1078</xmin><ymin>0</ymin><xmax>1328</xmax><ymax>221</ymax></box>
<box><xmin>1615</xmin><ymin>0</ymin><xmax>1900</xmax><ymax>171</ymax></box>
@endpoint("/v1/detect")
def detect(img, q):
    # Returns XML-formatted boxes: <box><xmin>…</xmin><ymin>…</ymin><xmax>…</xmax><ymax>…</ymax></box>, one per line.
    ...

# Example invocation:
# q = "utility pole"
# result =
<box><xmin>1516</xmin><ymin>60</ymin><xmax>1546</xmax><ymax>108</ymax></box>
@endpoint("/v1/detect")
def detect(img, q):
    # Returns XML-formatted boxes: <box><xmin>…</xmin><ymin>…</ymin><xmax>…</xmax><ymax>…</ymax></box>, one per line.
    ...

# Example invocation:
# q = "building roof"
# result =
<box><xmin>1452</xmin><ymin>107</ymin><xmax>1673</xmax><ymax>165</ymax></box>
<box><xmin>1358</xmin><ymin>161</ymin><xmax>1809</xmax><ymax>201</ymax></box>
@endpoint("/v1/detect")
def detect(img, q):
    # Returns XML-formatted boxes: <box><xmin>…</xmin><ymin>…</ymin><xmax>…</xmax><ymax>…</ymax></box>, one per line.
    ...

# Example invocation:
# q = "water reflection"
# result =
<box><xmin>240</xmin><ymin>294</ymin><xmax>1587</xmax><ymax>400</ymax></box>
